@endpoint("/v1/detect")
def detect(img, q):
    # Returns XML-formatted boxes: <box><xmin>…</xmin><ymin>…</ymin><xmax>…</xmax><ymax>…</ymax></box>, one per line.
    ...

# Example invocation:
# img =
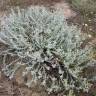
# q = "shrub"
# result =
<box><xmin>0</xmin><ymin>6</ymin><xmax>93</xmax><ymax>94</ymax></box>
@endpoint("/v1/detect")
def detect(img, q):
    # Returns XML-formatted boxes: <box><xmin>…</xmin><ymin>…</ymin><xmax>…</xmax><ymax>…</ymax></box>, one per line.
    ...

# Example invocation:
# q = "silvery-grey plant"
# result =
<box><xmin>0</xmin><ymin>6</ymin><xmax>93</xmax><ymax>94</ymax></box>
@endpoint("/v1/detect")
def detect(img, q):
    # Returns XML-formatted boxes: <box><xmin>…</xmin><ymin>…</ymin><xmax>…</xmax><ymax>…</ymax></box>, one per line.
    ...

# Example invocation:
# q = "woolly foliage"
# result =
<box><xmin>0</xmin><ymin>6</ymin><xmax>92</xmax><ymax>94</ymax></box>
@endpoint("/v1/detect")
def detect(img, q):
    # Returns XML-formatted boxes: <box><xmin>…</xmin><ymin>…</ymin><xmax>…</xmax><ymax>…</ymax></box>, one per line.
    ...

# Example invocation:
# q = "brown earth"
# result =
<box><xmin>0</xmin><ymin>0</ymin><xmax>76</xmax><ymax>18</ymax></box>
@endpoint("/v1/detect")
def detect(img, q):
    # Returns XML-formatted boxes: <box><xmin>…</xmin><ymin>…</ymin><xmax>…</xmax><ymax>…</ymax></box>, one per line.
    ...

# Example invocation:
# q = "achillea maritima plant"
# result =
<box><xmin>0</xmin><ymin>6</ymin><xmax>93</xmax><ymax>94</ymax></box>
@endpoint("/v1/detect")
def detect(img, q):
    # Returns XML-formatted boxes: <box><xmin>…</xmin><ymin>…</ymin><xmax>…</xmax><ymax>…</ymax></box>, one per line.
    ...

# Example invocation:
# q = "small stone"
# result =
<box><xmin>88</xmin><ymin>34</ymin><xmax>92</xmax><ymax>38</ymax></box>
<box><xmin>85</xmin><ymin>24</ymin><xmax>88</xmax><ymax>27</ymax></box>
<box><xmin>88</xmin><ymin>19</ymin><xmax>91</xmax><ymax>22</ymax></box>
<box><xmin>89</xmin><ymin>28</ymin><xmax>92</xmax><ymax>31</ymax></box>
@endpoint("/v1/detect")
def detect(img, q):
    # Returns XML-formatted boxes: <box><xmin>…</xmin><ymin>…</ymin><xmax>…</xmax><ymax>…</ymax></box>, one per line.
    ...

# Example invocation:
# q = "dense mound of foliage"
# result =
<box><xmin>0</xmin><ymin>6</ymin><xmax>93</xmax><ymax>95</ymax></box>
